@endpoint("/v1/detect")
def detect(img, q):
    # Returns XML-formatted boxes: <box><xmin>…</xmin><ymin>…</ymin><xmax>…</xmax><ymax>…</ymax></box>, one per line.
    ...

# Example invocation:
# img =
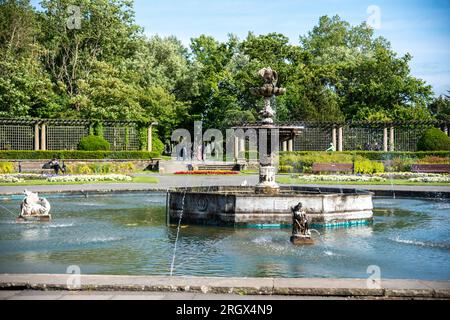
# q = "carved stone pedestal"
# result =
<box><xmin>255</xmin><ymin>165</ymin><xmax>279</xmax><ymax>194</ymax></box>
<box><xmin>16</xmin><ymin>215</ymin><xmax>52</xmax><ymax>223</ymax></box>
<box><xmin>290</xmin><ymin>235</ymin><xmax>314</xmax><ymax>245</ymax></box>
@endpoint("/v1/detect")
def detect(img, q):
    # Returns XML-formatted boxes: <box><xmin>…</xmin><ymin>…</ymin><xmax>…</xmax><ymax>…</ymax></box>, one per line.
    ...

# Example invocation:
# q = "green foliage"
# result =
<box><xmin>279</xmin><ymin>152</ymin><xmax>362</xmax><ymax>173</ymax></box>
<box><xmin>0</xmin><ymin>150</ymin><xmax>161</xmax><ymax>160</ymax></box>
<box><xmin>78</xmin><ymin>135</ymin><xmax>110</xmax><ymax>151</ymax></box>
<box><xmin>0</xmin><ymin>2</ymin><xmax>437</xmax><ymax>130</ymax></box>
<box><xmin>66</xmin><ymin>162</ymin><xmax>136</xmax><ymax>175</ymax></box>
<box><xmin>0</xmin><ymin>161</ymin><xmax>14</xmax><ymax>173</ymax></box>
<box><xmin>280</xmin><ymin>151</ymin><xmax>450</xmax><ymax>172</ymax></box>
<box><xmin>428</xmin><ymin>93</ymin><xmax>450</xmax><ymax>122</ymax></box>
<box><xmin>281</xmin><ymin>151</ymin><xmax>450</xmax><ymax>160</ymax></box>
<box><xmin>151</xmin><ymin>129</ymin><xmax>165</xmax><ymax>155</ymax></box>
<box><xmin>417</xmin><ymin>128</ymin><xmax>450</xmax><ymax>151</ymax></box>
<box><xmin>385</xmin><ymin>157</ymin><xmax>415</xmax><ymax>172</ymax></box>
<box><xmin>354</xmin><ymin>160</ymin><xmax>384</xmax><ymax>174</ymax></box>
<box><xmin>278</xmin><ymin>165</ymin><xmax>294</xmax><ymax>173</ymax></box>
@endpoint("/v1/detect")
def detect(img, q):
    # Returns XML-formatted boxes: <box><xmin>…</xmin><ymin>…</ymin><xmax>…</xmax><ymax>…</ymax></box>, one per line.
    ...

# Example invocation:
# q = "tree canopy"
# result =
<box><xmin>0</xmin><ymin>1</ymin><xmax>442</xmax><ymax>141</ymax></box>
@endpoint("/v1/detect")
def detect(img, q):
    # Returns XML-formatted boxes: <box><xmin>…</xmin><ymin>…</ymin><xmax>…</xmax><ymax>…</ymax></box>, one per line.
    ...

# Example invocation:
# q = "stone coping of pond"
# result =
<box><xmin>1</xmin><ymin>187</ymin><xmax>449</xmax><ymax>200</ymax></box>
<box><xmin>0</xmin><ymin>176</ymin><xmax>449</xmax><ymax>198</ymax></box>
<box><xmin>168</xmin><ymin>186</ymin><xmax>376</xmax><ymax>198</ymax></box>
<box><xmin>0</xmin><ymin>274</ymin><xmax>449</xmax><ymax>299</ymax></box>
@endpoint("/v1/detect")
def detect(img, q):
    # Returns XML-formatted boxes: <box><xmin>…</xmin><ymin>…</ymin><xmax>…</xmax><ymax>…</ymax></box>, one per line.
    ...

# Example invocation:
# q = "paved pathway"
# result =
<box><xmin>0</xmin><ymin>274</ymin><xmax>448</xmax><ymax>299</ymax></box>
<box><xmin>0</xmin><ymin>174</ymin><xmax>449</xmax><ymax>195</ymax></box>
<box><xmin>0</xmin><ymin>290</ymin><xmax>354</xmax><ymax>300</ymax></box>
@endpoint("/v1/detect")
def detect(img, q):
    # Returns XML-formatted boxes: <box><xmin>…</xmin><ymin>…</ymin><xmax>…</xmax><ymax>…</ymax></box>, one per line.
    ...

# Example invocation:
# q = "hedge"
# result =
<box><xmin>280</xmin><ymin>151</ymin><xmax>450</xmax><ymax>160</ymax></box>
<box><xmin>0</xmin><ymin>150</ymin><xmax>161</xmax><ymax>160</ymax></box>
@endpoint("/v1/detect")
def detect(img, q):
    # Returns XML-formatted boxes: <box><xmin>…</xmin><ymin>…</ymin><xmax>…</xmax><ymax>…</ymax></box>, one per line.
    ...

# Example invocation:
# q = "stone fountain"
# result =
<box><xmin>250</xmin><ymin>68</ymin><xmax>286</xmax><ymax>195</ymax></box>
<box><xmin>168</xmin><ymin>68</ymin><xmax>373</xmax><ymax>228</ymax></box>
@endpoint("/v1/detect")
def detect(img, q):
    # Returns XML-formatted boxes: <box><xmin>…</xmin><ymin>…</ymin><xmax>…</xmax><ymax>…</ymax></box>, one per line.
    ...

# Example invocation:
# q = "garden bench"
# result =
<box><xmin>411</xmin><ymin>164</ymin><xmax>450</xmax><ymax>173</ymax></box>
<box><xmin>312</xmin><ymin>163</ymin><xmax>354</xmax><ymax>174</ymax></box>
<box><xmin>197</xmin><ymin>164</ymin><xmax>243</xmax><ymax>171</ymax></box>
<box><xmin>147</xmin><ymin>158</ymin><xmax>162</xmax><ymax>171</ymax></box>
<box><xmin>15</xmin><ymin>161</ymin><xmax>55</xmax><ymax>174</ymax></box>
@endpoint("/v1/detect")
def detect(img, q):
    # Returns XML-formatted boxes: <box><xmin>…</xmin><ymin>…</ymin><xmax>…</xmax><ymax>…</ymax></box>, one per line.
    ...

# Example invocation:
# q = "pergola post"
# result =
<box><xmin>332</xmin><ymin>127</ymin><xmax>337</xmax><ymax>149</ymax></box>
<box><xmin>40</xmin><ymin>123</ymin><xmax>46</xmax><ymax>151</ymax></box>
<box><xmin>147</xmin><ymin>126</ymin><xmax>153</xmax><ymax>152</ymax></box>
<box><xmin>234</xmin><ymin>136</ymin><xmax>239</xmax><ymax>159</ymax></box>
<box><xmin>282</xmin><ymin>140</ymin><xmax>287</xmax><ymax>152</ymax></box>
<box><xmin>147</xmin><ymin>122</ymin><xmax>158</xmax><ymax>152</ymax></box>
<box><xmin>288</xmin><ymin>139</ymin><xmax>293</xmax><ymax>152</ymax></box>
<box><xmin>383</xmin><ymin>127</ymin><xmax>388</xmax><ymax>152</ymax></box>
<box><xmin>34</xmin><ymin>123</ymin><xmax>40</xmax><ymax>151</ymax></box>
<box><xmin>239</xmin><ymin>138</ymin><xmax>246</xmax><ymax>152</ymax></box>
<box><xmin>389</xmin><ymin>126</ymin><xmax>395</xmax><ymax>151</ymax></box>
<box><xmin>338</xmin><ymin>127</ymin><xmax>343</xmax><ymax>151</ymax></box>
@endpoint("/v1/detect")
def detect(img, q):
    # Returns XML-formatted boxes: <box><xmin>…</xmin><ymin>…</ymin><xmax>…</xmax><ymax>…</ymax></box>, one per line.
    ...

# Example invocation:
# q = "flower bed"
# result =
<box><xmin>292</xmin><ymin>174</ymin><xmax>387</xmax><ymax>182</ymax></box>
<box><xmin>374</xmin><ymin>172</ymin><xmax>444</xmax><ymax>179</ymax></box>
<box><xmin>47</xmin><ymin>174</ymin><xmax>132</xmax><ymax>182</ymax></box>
<box><xmin>0</xmin><ymin>175</ymin><xmax>24</xmax><ymax>183</ymax></box>
<box><xmin>408</xmin><ymin>176</ymin><xmax>450</xmax><ymax>183</ymax></box>
<box><xmin>174</xmin><ymin>170</ymin><xmax>239</xmax><ymax>175</ymax></box>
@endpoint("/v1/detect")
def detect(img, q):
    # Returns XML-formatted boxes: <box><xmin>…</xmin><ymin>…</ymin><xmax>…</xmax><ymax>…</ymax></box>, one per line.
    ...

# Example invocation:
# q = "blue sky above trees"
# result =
<box><xmin>31</xmin><ymin>0</ymin><xmax>450</xmax><ymax>96</ymax></box>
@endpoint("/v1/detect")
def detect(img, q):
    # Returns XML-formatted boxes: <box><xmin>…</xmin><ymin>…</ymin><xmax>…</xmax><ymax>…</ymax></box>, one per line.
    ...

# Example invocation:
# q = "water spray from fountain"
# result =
<box><xmin>169</xmin><ymin>191</ymin><xmax>187</xmax><ymax>276</ymax></box>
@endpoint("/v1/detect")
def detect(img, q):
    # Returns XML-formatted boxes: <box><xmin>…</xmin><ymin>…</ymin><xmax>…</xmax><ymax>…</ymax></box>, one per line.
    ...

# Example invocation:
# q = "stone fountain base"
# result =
<box><xmin>16</xmin><ymin>215</ymin><xmax>52</xmax><ymax>223</ymax></box>
<box><xmin>168</xmin><ymin>186</ymin><xmax>373</xmax><ymax>227</ymax></box>
<box><xmin>290</xmin><ymin>235</ymin><xmax>314</xmax><ymax>245</ymax></box>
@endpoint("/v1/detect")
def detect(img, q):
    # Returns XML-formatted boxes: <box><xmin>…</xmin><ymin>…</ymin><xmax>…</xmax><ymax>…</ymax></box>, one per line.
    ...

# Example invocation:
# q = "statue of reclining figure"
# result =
<box><xmin>20</xmin><ymin>190</ymin><xmax>51</xmax><ymax>217</ymax></box>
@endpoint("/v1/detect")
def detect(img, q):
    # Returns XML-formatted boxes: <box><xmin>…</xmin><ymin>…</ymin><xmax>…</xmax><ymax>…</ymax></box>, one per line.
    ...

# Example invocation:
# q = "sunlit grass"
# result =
<box><xmin>0</xmin><ymin>176</ymin><xmax>159</xmax><ymax>186</ymax></box>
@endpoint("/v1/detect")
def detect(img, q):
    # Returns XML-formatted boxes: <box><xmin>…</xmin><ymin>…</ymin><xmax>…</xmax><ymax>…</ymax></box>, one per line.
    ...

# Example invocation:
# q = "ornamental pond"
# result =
<box><xmin>0</xmin><ymin>192</ymin><xmax>449</xmax><ymax>280</ymax></box>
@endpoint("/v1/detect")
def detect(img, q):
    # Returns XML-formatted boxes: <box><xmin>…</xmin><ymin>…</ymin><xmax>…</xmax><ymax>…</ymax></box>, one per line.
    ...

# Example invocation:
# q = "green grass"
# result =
<box><xmin>276</xmin><ymin>176</ymin><xmax>450</xmax><ymax>186</ymax></box>
<box><xmin>241</xmin><ymin>170</ymin><xmax>258</xmax><ymax>174</ymax></box>
<box><xmin>131</xmin><ymin>176</ymin><xmax>159</xmax><ymax>183</ymax></box>
<box><xmin>0</xmin><ymin>176</ymin><xmax>159</xmax><ymax>187</ymax></box>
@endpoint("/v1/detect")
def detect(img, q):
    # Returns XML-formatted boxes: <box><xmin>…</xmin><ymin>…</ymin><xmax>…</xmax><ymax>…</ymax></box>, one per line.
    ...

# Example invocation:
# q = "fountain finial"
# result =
<box><xmin>250</xmin><ymin>67</ymin><xmax>286</xmax><ymax>124</ymax></box>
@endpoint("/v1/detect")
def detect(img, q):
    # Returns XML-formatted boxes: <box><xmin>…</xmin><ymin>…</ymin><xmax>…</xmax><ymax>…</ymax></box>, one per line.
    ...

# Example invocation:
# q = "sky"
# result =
<box><xmin>31</xmin><ymin>0</ymin><xmax>450</xmax><ymax>96</ymax></box>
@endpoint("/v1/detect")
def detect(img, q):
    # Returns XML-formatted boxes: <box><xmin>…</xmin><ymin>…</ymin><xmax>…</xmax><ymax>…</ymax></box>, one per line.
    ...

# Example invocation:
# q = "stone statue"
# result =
<box><xmin>259</xmin><ymin>67</ymin><xmax>278</xmax><ymax>86</ymax></box>
<box><xmin>18</xmin><ymin>190</ymin><xmax>51</xmax><ymax>222</ymax></box>
<box><xmin>290</xmin><ymin>202</ymin><xmax>313</xmax><ymax>245</ymax></box>
<box><xmin>250</xmin><ymin>67</ymin><xmax>286</xmax><ymax>99</ymax></box>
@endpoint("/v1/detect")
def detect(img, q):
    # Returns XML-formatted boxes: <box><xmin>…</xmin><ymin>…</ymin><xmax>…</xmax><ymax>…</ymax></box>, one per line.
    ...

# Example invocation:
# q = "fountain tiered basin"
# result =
<box><xmin>168</xmin><ymin>186</ymin><xmax>373</xmax><ymax>227</ymax></box>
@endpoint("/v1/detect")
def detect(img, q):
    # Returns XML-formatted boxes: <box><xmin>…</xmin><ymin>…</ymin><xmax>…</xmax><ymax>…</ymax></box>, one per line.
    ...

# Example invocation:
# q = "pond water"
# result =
<box><xmin>0</xmin><ymin>193</ymin><xmax>449</xmax><ymax>280</ymax></box>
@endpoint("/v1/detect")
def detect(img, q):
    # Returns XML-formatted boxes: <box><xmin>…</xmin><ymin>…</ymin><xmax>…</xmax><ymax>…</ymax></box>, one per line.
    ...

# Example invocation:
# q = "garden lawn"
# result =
<box><xmin>277</xmin><ymin>175</ymin><xmax>450</xmax><ymax>186</ymax></box>
<box><xmin>0</xmin><ymin>176</ymin><xmax>159</xmax><ymax>187</ymax></box>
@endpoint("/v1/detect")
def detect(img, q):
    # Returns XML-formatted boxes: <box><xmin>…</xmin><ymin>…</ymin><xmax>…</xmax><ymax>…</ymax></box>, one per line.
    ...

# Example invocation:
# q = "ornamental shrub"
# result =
<box><xmin>151</xmin><ymin>131</ymin><xmax>165</xmax><ymax>155</ymax></box>
<box><xmin>0</xmin><ymin>162</ymin><xmax>14</xmax><ymax>174</ymax></box>
<box><xmin>417</xmin><ymin>128</ymin><xmax>450</xmax><ymax>151</ymax></box>
<box><xmin>279</xmin><ymin>165</ymin><xmax>294</xmax><ymax>173</ymax></box>
<box><xmin>354</xmin><ymin>160</ymin><xmax>385</xmax><ymax>174</ymax></box>
<box><xmin>78</xmin><ymin>135</ymin><xmax>110</xmax><ymax>151</ymax></box>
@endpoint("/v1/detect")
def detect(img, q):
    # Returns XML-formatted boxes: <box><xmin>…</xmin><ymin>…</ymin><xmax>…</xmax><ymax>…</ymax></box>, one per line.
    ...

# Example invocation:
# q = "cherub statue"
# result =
<box><xmin>258</xmin><ymin>67</ymin><xmax>278</xmax><ymax>86</ymax></box>
<box><xmin>20</xmin><ymin>190</ymin><xmax>51</xmax><ymax>217</ymax></box>
<box><xmin>291</xmin><ymin>202</ymin><xmax>311</xmax><ymax>237</ymax></box>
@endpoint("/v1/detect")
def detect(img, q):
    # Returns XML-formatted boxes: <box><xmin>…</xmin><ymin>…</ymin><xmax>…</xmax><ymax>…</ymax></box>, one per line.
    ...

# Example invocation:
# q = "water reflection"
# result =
<box><xmin>0</xmin><ymin>195</ymin><xmax>448</xmax><ymax>280</ymax></box>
